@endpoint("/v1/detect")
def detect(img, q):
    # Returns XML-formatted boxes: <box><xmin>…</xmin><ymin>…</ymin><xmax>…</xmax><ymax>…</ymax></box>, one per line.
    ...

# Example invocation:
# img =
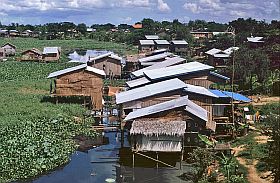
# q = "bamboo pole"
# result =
<box><xmin>134</xmin><ymin>151</ymin><xmax>179</xmax><ymax>170</ymax></box>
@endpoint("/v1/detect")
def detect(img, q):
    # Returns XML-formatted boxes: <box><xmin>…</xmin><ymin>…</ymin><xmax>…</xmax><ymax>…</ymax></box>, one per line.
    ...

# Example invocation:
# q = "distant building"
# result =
<box><xmin>21</xmin><ymin>48</ymin><xmax>42</xmax><ymax>62</ymax></box>
<box><xmin>138</xmin><ymin>40</ymin><xmax>155</xmax><ymax>53</ymax></box>
<box><xmin>132</xmin><ymin>23</ymin><xmax>142</xmax><ymax>29</ymax></box>
<box><xmin>247</xmin><ymin>36</ymin><xmax>264</xmax><ymax>48</ymax></box>
<box><xmin>1</xmin><ymin>43</ymin><xmax>16</xmax><ymax>56</ymax></box>
<box><xmin>190</xmin><ymin>31</ymin><xmax>213</xmax><ymax>39</ymax></box>
<box><xmin>43</xmin><ymin>47</ymin><xmax>61</xmax><ymax>62</ymax></box>
<box><xmin>154</xmin><ymin>40</ymin><xmax>170</xmax><ymax>50</ymax></box>
<box><xmin>9</xmin><ymin>30</ymin><xmax>19</xmax><ymax>37</ymax></box>
<box><xmin>145</xmin><ymin>35</ymin><xmax>159</xmax><ymax>40</ymax></box>
<box><xmin>170</xmin><ymin>40</ymin><xmax>188</xmax><ymax>54</ymax></box>
<box><xmin>87</xmin><ymin>52</ymin><xmax>123</xmax><ymax>78</ymax></box>
<box><xmin>205</xmin><ymin>47</ymin><xmax>239</xmax><ymax>68</ymax></box>
<box><xmin>0</xmin><ymin>48</ymin><xmax>6</xmax><ymax>60</ymax></box>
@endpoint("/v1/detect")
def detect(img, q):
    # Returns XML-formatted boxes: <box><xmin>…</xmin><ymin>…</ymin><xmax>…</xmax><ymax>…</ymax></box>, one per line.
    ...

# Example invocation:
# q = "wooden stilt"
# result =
<box><xmin>56</xmin><ymin>96</ymin><xmax>58</xmax><ymax>105</ymax></box>
<box><xmin>132</xmin><ymin>152</ymin><xmax>135</xmax><ymax>181</ymax></box>
<box><xmin>156</xmin><ymin>152</ymin><xmax>159</xmax><ymax>169</ymax></box>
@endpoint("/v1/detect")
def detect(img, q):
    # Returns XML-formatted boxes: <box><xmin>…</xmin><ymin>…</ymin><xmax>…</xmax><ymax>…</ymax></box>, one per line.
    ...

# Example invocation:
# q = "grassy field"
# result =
<box><xmin>0</xmin><ymin>38</ymin><xmax>135</xmax><ymax>182</ymax></box>
<box><xmin>0</xmin><ymin>37</ymin><xmax>137</xmax><ymax>62</ymax></box>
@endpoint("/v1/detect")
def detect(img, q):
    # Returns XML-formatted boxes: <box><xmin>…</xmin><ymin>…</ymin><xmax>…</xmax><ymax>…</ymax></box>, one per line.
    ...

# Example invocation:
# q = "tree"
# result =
<box><xmin>230</xmin><ymin>46</ymin><xmax>270</xmax><ymax>93</ymax></box>
<box><xmin>76</xmin><ymin>23</ymin><xmax>87</xmax><ymax>35</ymax></box>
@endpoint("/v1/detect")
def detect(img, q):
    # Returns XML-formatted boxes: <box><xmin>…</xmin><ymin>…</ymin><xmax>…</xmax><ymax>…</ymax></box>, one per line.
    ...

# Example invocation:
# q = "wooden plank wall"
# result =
<box><xmin>123</xmin><ymin>91</ymin><xmax>185</xmax><ymax>109</ymax></box>
<box><xmin>88</xmin><ymin>57</ymin><xmax>122</xmax><ymax>77</ymax></box>
<box><xmin>55</xmin><ymin>70</ymin><xmax>103</xmax><ymax>110</ymax></box>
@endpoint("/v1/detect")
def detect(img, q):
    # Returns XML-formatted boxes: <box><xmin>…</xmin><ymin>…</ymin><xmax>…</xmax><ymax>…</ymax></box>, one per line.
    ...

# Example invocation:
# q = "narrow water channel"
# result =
<box><xmin>33</xmin><ymin>115</ymin><xmax>193</xmax><ymax>183</ymax></box>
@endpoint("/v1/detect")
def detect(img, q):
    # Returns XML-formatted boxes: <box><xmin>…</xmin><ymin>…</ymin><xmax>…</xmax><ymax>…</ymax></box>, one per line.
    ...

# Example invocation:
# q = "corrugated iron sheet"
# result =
<box><xmin>139</xmin><ymin>52</ymin><xmax>172</xmax><ymax>63</ymax></box>
<box><xmin>132</xmin><ymin>57</ymin><xmax>185</xmax><ymax>77</ymax></box>
<box><xmin>171</xmin><ymin>40</ymin><xmax>188</xmax><ymax>45</ymax></box>
<box><xmin>205</xmin><ymin>48</ymin><xmax>222</xmax><ymax>55</ymax></box>
<box><xmin>124</xmin><ymin>96</ymin><xmax>189</xmax><ymax>121</ymax></box>
<box><xmin>154</xmin><ymin>40</ymin><xmax>170</xmax><ymax>45</ymax></box>
<box><xmin>145</xmin><ymin>35</ymin><xmax>159</xmax><ymax>40</ymax></box>
<box><xmin>144</xmin><ymin>61</ymin><xmax>213</xmax><ymax>80</ymax></box>
<box><xmin>43</xmin><ymin>47</ymin><xmax>60</xmax><ymax>54</ymax></box>
<box><xmin>47</xmin><ymin>64</ymin><xmax>105</xmax><ymax>78</ymax></box>
<box><xmin>126</xmin><ymin>77</ymin><xmax>151</xmax><ymax>88</ymax></box>
<box><xmin>116</xmin><ymin>78</ymin><xmax>186</xmax><ymax>104</ymax></box>
<box><xmin>184</xmin><ymin>84</ymin><xmax>218</xmax><ymax>98</ymax></box>
<box><xmin>139</xmin><ymin>40</ymin><xmax>155</xmax><ymax>45</ymax></box>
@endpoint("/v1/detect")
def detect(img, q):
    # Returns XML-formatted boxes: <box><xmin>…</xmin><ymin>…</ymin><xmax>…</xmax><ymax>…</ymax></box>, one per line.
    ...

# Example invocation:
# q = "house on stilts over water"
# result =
<box><xmin>47</xmin><ymin>64</ymin><xmax>105</xmax><ymax>110</ymax></box>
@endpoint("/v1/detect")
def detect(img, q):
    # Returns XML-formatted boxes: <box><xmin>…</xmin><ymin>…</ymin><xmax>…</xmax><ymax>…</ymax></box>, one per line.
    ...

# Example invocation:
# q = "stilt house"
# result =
<box><xmin>47</xmin><ymin>64</ymin><xmax>105</xmax><ymax>110</ymax></box>
<box><xmin>138</xmin><ymin>52</ymin><xmax>173</xmax><ymax>67</ymax></box>
<box><xmin>21</xmin><ymin>48</ymin><xmax>42</xmax><ymax>61</ymax></box>
<box><xmin>1</xmin><ymin>43</ymin><xmax>16</xmax><ymax>56</ymax></box>
<box><xmin>87</xmin><ymin>52</ymin><xmax>122</xmax><ymax>78</ymax></box>
<box><xmin>43</xmin><ymin>47</ymin><xmax>61</xmax><ymax>62</ymax></box>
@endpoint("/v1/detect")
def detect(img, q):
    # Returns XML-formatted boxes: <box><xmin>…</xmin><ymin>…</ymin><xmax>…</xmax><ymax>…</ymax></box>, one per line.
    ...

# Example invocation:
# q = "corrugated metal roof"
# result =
<box><xmin>208</xmin><ymin>89</ymin><xmax>228</xmax><ymax>98</ymax></box>
<box><xmin>43</xmin><ymin>47</ymin><xmax>60</xmax><ymax>54</ymax></box>
<box><xmin>145</xmin><ymin>35</ymin><xmax>159</xmax><ymax>40</ymax></box>
<box><xmin>210</xmin><ymin>72</ymin><xmax>230</xmax><ymax>80</ymax></box>
<box><xmin>132</xmin><ymin>57</ymin><xmax>185</xmax><ymax>77</ymax></box>
<box><xmin>89</xmin><ymin>52</ymin><xmax>122</xmax><ymax>61</ymax></box>
<box><xmin>126</xmin><ymin>77</ymin><xmax>151</xmax><ymax>88</ymax></box>
<box><xmin>205</xmin><ymin>48</ymin><xmax>222</xmax><ymax>55</ymax></box>
<box><xmin>152</xmin><ymin>49</ymin><xmax>167</xmax><ymax>54</ymax></box>
<box><xmin>213</xmin><ymin>53</ymin><xmax>230</xmax><ymax>58</ymax></box>
<box><xmin>171</xmin><ymin>40</ymin><xmax>188</xmax><ymax>45</ymax></box>
<box><xmin>209</xmin><ymin>89</ymin><xmax>251</xmax><ymax>102</ymax></box>
<box><xmin>47</xmin><ymin>64</ymin><xmax>105</xmax><ymax>78</ymax></box>
<box><xmin>144</xmin><ymin>61</ymin><xmax>213</xmax><ymax>80</ymax></box>
<box><xmin>124</xmin><ymin>96</ymin><xmax>189</xmax><ymax>121</ymax></box>
<box><xmin>116</xmin><ymin>78</ymin><xmax>186</xmax><ymax>104</ymax></box>
<box><xmin>85</xmin><ymin>66</ymin><xmax>106</xmax><ymax>76</ymax></box>
<box><xmin>139</xmin><ymin>40</ymin><xmax>155</xmax><ymax>45</ymax></box>
<box><xmin>124</xmin><ymin>96</ymin><xmax>208</xmax><ymax>122</ymax></box>
<box><xmin>184</xmin><ymin>84</ymin><xmax>218</xmax><ymax>98</ymax></box>
<box><xmin>223</xmin><ymin>47</ymin><xmax>239</xmax><ymax>55</ymax></box>
<box><xmin>154</xmin><ymin>40</ymin><xmax>170</xmax><ymax>45</ymax></box>
<box><xmin>185</xmin><ymin>99</ymin><xmax>208</xmax><ymax>122</ymax></box>
<box><xmin>139</xmin><ymin>52</ymin><xmax>172</xmax><ymax>63</ymax></box>
<box><xmin>247</xmin><ymin>37</ymin><xmax>264</xmax><ymax>43</ymax></box>
<box><xmin>222</xmin><ymin>91</ymin><xmax>252</xmax><ymax>102</ymax></box>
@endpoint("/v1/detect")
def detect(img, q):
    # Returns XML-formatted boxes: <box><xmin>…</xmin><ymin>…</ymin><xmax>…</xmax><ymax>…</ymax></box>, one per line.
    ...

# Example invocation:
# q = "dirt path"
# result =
<box><xmin>232</xmin><ymin>146</ymin><xmax>271</xmax><ymax>183</ymax></box>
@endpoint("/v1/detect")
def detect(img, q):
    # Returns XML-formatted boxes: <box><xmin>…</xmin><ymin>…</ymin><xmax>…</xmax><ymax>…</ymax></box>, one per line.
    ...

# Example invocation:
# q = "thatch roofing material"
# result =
<box><xmin>130</xmin><ymin>119</ymin><xmax>186</xmax><ymax>136</ymax></box>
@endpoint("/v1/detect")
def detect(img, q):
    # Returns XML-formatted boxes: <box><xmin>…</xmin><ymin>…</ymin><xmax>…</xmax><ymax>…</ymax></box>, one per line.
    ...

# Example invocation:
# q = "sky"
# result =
<box><xmin>0</xmin><ymin>0</ymin><xmax>279</xmax><ymax>25</ymax></box>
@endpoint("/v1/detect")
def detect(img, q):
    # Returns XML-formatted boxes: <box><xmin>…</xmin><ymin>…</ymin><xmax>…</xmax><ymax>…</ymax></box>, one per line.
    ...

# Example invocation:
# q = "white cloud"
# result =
<box><xmin>183</xmin><ymin>3</ymin><xmax>201</xmax><ymax>13</ymax></box>
<box><xmin>230</xmin><ymin>10</ymin><xmax>248</xmax><ymax>17</ymax></box>
<box><xmin>157</xmin><ymin>0</ymin><xmax>171</xmax><ymax>12</ymax></box>
<box><xmin>116</xmin><ymin>0</ymin><xmax>150</xmax><ymax>8</ymax></box>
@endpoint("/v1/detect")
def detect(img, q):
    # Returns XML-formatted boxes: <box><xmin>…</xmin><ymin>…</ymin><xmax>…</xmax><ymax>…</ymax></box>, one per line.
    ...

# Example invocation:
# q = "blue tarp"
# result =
<box><xmin>209</xmin><ymin>89</ymin><xmax>251</xmax><ymax>103</ymax></box>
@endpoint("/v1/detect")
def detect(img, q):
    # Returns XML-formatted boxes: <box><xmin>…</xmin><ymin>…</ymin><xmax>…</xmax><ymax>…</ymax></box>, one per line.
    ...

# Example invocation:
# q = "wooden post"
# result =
<box><xmin>156</xmin><ymin>152</ymin><xmax>159</xmax><ymax>169</ymax></box>
<box><xmin>56</xmin><ymin>96</ymin><xmax>58</xmax><ymax>105</ymax></box>
<box><xmin>132</xmin><ymin>152</ymin><xmax>135</xmax><ymax>181</ymax></box>
<box><xmin>119</xmin><ymin>104</ymin><xmax>124</xmax><ymax>148</ymax></box>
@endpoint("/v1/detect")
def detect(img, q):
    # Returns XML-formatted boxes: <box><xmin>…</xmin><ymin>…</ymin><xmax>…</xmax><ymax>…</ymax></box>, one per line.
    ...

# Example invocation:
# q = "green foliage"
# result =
<box><xmin>0</xmin><ymin>61</ymin><xmax>98</xmax><ymax>182</ymax></box>
<box><xmin>188</xmin><ymin>148</ymin><xmax>215</xmax><ymax>182</ymax></box>
<box><xmin>0</xmin><ymin>115</ymin><xmax>96</xmax><ymax>182</ymax></box>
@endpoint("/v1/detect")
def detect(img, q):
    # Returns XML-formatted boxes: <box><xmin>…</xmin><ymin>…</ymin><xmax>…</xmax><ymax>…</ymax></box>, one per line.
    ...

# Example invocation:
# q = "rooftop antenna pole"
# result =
<box><xmin>231</xmin><ymin>27</ymin><xmax>236</xmax><ymax>125</ymax></box>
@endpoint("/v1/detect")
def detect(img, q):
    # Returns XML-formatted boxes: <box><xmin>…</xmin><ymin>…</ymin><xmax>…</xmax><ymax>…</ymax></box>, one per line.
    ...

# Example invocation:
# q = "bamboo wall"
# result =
<box><xmin>43</xmin><ymin>53</ymin><xmax>60</xmax><ymax>61</ymax></box>
<box><xmin>21</xmin><ymin>51</ymin><xmax>42</xmax><ymax>61</ymax></box>
<box><xmin>55</xmin><ymin>70</ymin><xmax>104</xmax><ymax>110</ymax></box>
<box><xmin>88</xmin><ymin>57</ymin><xmax>122</xmax><ymax>77</ymax></box>
<box><xmin>188</xmin><ymin>94</ymin><xmax>214</xmax><ymax>129</ymax></box>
